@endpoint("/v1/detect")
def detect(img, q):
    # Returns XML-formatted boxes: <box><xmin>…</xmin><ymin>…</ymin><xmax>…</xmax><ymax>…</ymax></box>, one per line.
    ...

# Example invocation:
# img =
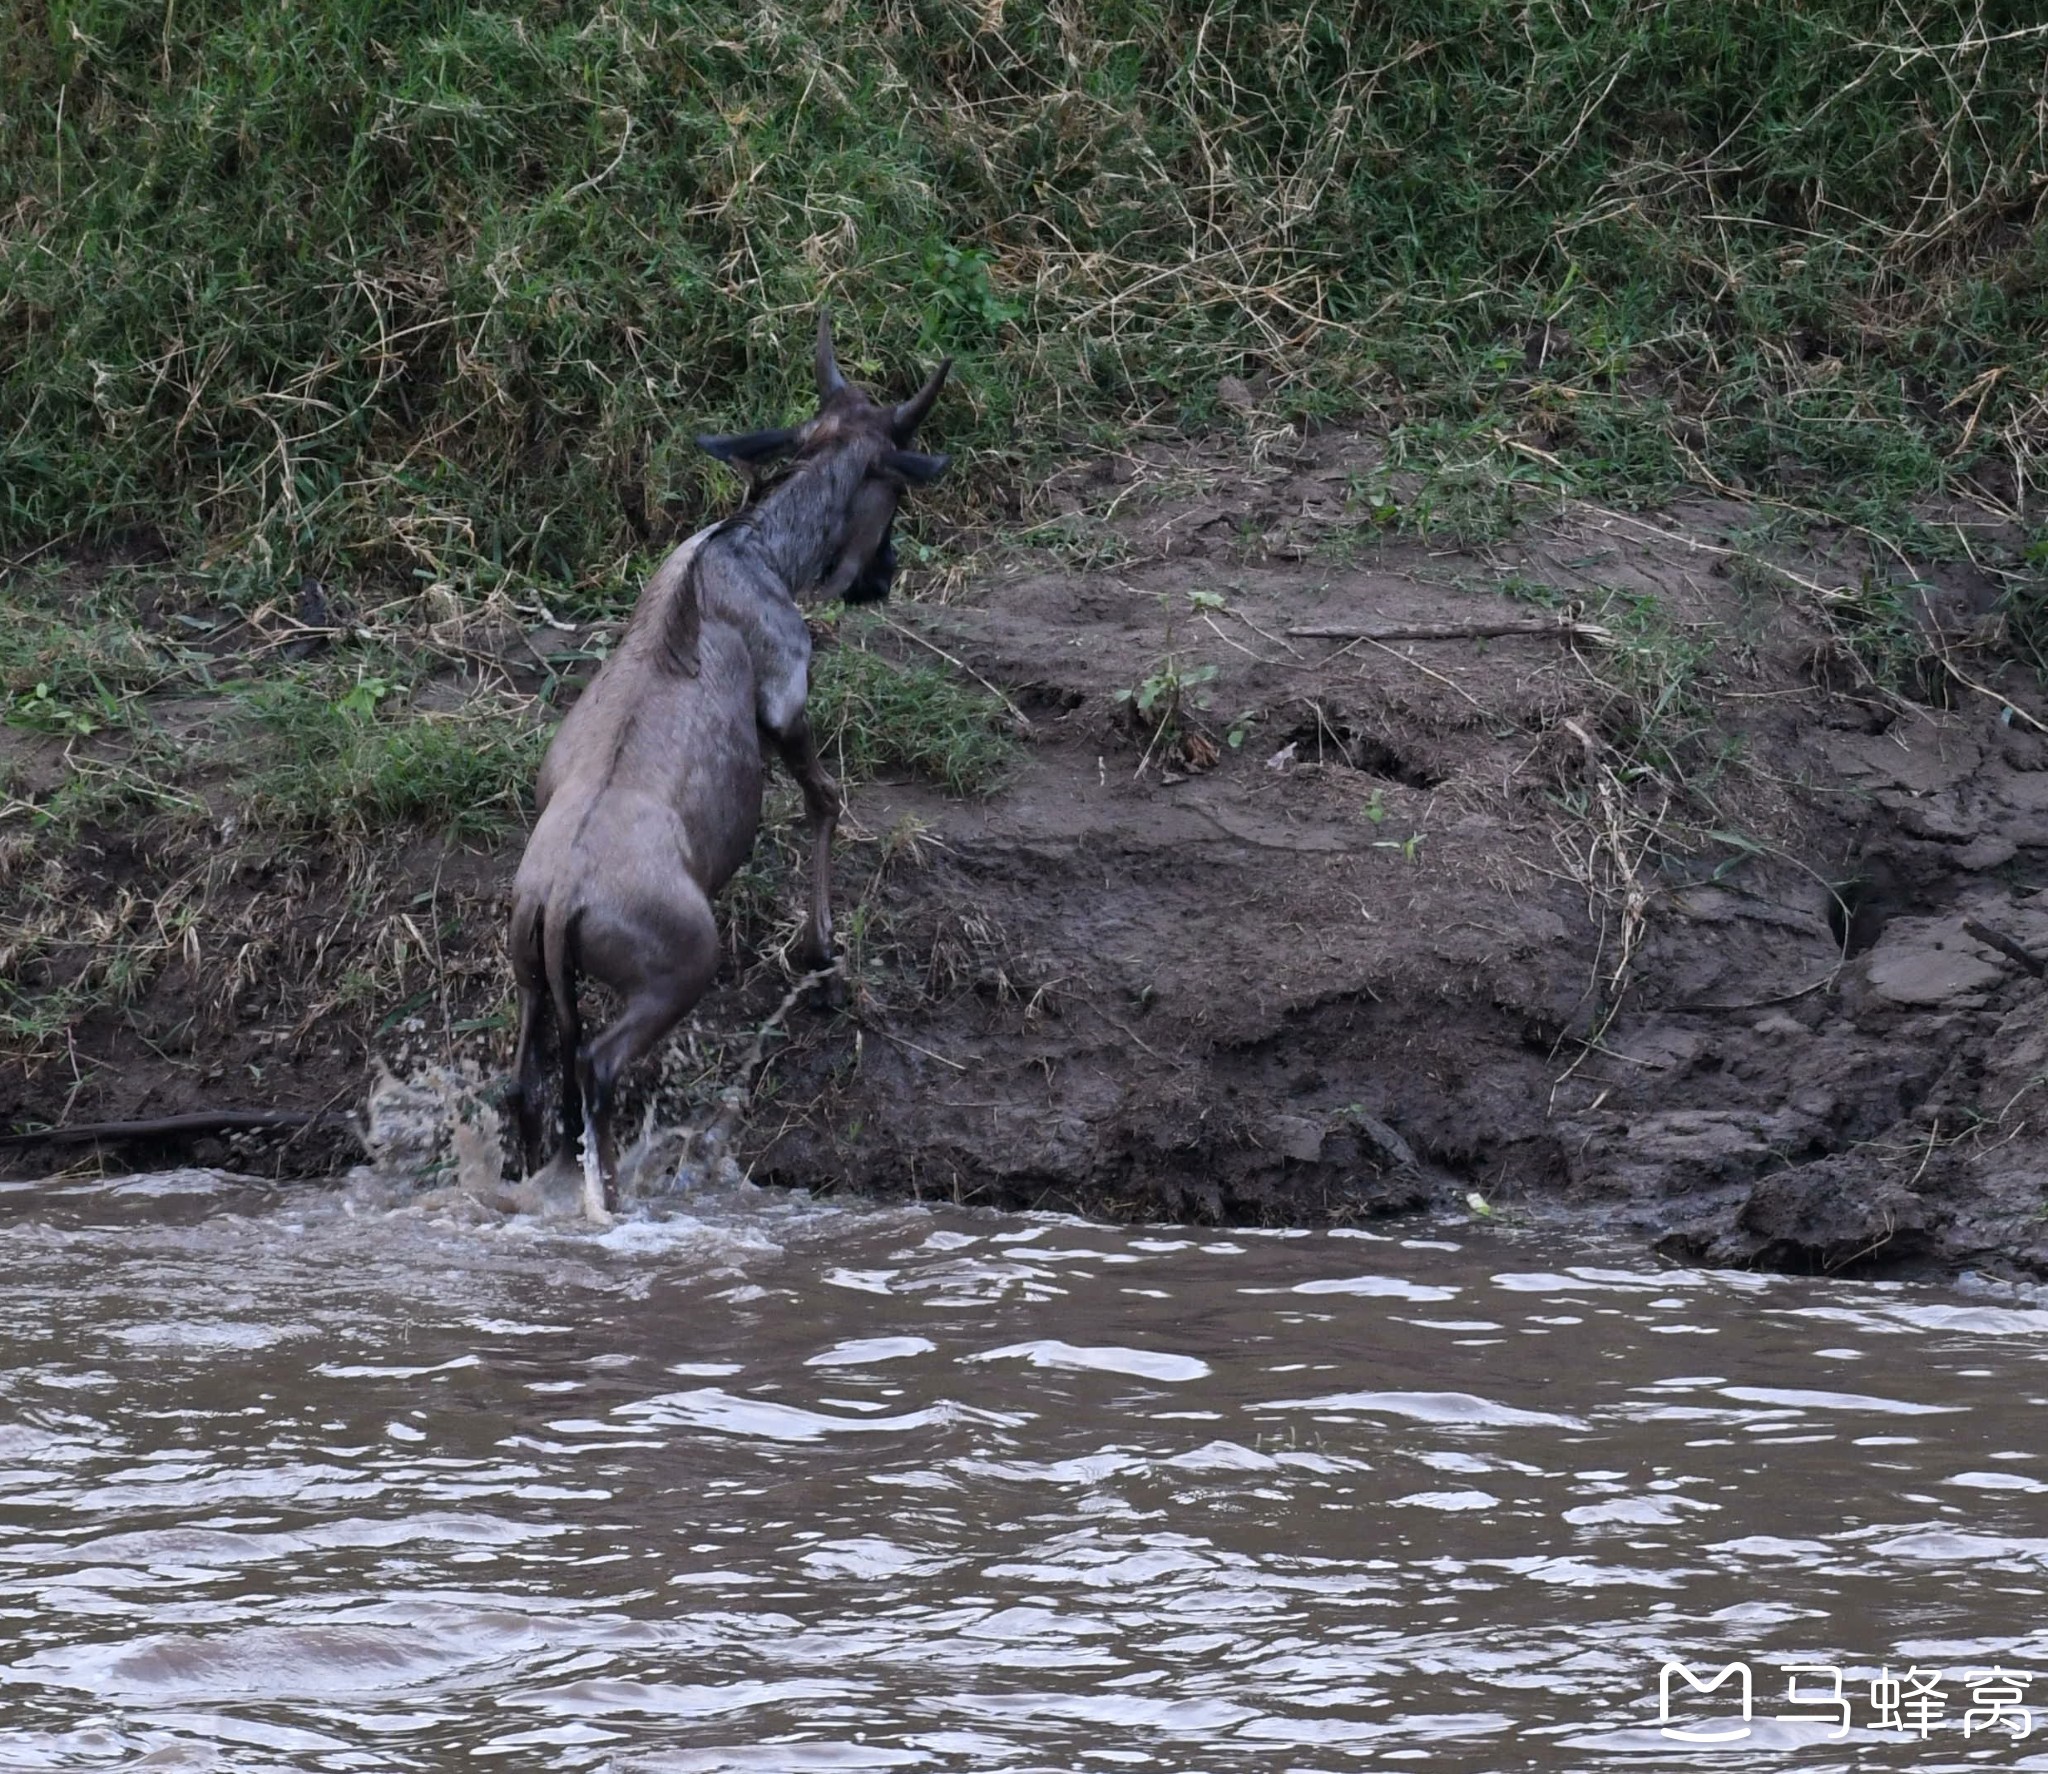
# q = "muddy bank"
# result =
<box><xmin>8</xmin><ymin>432</ymin><xmax>2048</xmax><ymax>1277</ymax></box>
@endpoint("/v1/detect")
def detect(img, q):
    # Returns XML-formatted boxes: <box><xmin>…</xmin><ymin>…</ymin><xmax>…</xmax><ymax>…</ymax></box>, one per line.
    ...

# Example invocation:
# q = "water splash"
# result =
<box><xmin>345</xmin><ymin>1058</ymin><xmax>743</xmax><ymax>1222</ymax></box>
<box><xmin>344</xmin><ymin>1058</ymin><xmax>506</xmax><ymax>1213</ymax></box>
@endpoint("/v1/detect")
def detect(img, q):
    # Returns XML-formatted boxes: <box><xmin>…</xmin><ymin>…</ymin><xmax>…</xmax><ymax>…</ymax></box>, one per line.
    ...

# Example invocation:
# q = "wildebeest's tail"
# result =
<box><xmin>540</xmin><ymin>896</ymin><xmax>583</xmax><ymax>1071</ymax></box>
<box><xmin>509</xmin><ymin>892</ymin><xmax>545</xmax><ymax>994</ymax></box>
<box><xmin>509</xmin><ymin>889</ymin><xmax>584</xmax><ymax>1150</ymax></box>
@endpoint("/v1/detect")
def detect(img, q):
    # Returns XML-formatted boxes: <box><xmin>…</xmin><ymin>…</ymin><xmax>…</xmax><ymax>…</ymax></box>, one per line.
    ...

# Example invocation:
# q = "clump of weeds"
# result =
<box><xmin>1118</xmin><ymin>589</ymin><xmax>1231</xmax><ymax>777</ymax></box>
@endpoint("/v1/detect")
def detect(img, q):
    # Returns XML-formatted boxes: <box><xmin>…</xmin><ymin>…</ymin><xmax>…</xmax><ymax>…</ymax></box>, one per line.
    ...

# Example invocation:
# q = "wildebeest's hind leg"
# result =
<box><xmin>770</xmin><ymin>713</ymin><xmax>843</xmax><ymax>976</ymax></box>
<box><xmin>506</xmin><ymin>903</ymin><xmax>551</xmax><ymax>1175</ymax></box>
<box><xmin>508</xmin><ymin>977</ymin><xmax>548</xmax><ymax>1175</ymax></box>
<box><xmin>539</xmin><ymin>905</ymin><xmax>584</xmax><ymax>1176</ymax></box>
<box><xmin>575</xmin><ymin>888</ymin><xmax>722</xmax><ymax>1218</ymax></box>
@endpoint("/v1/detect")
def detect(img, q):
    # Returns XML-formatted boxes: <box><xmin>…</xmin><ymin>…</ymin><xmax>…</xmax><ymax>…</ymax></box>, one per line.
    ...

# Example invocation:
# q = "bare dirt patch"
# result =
<box><xmin>9</xmin><ymin>430</ymin><xmax>2048</xmax><ymax>1277</ymax></box>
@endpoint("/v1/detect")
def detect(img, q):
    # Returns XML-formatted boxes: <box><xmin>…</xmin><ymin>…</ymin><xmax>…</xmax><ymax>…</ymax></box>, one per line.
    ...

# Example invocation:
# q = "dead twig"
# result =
<box><xmin>1289</xmin><ymin>618</ymin><xmax>1613</xmax><ymax>644</ymax></box>
<box><xmin>1549</xmin><ymin>717</ymin><xmax>1665</xmax><ymax>1089</ymax></box>
<box><xmin>1963</xmin><ymin>919</ymin><xmax>2047</xmax><ymax>977</ymax></box>
<box><xmin>1930</xmin><ymin>652</ymin><xmax>2048</xmax><ymax>733</ymax></box>
<box><xmin>1355</xmin><ymin>635</ymin><xmax>1490</xmax><ymax>712</ymax></box>
<box><xmin>878</xmin><ymin>614</ymin><xmax>1035</xmax><ymax>733</ymax></box>
<box><xmin>871</xmin><ymin>1026</ymin><xmax>969</xmax><ymax>1072</ymax></box>
<box><xmin>1</xmin><ymin>1108</ymin><xmax>343</xmax><ymax>1148</ymax></box>
<box><xmin>1678</xmin><ymin>968</ymin><xmax>1842</xmax><ymax>1012</ymax></box>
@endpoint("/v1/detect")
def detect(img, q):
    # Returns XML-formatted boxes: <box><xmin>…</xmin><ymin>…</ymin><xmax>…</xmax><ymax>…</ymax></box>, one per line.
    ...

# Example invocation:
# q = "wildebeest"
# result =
<box><xmin>506</xmin><ymin>313</ymin><xmax>951</xmax><ymax>1220</ymax></box>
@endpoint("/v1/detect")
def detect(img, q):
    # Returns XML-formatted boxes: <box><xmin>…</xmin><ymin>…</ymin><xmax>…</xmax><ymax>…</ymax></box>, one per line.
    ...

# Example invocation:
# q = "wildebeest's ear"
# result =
<box><xmin>696</xmin><ymin>427</ymin><xmax>799</xmax><ymax>466</ymax></box>
<box><xmin>879</xmin><ymin>449</ymin><xmax>951</xmax><ymax>485</ymax></box>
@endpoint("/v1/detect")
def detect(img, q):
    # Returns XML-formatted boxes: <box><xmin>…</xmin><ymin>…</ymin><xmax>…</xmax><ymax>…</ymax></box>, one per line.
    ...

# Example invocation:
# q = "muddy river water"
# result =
<box><xmin>5</xmin><ymin>1172</ymin><xmax>2048</xmax><ymax>1770</ymax></box>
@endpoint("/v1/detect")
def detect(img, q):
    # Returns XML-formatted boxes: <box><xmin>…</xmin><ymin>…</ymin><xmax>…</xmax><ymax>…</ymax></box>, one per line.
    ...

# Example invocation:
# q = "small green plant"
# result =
<box><xmin>8</xmin><ymin>681</ymin><xmax>108</xmax><ymax>737</ymax></box>
<box><xmin>1346</xmin><ymin>470</ymin><xmax>1401</xmax><ymax>529</ymax></box>
<box><xmin>1122</xmin><ymin>658</ymin><xmax>1217</xmax><ymax>727</ymax></box>
<box><xmin>1118</xmin><ymin>587</ymin><xmax>1234</xmax><ymax>773</ymax></box>
<box><xmin>334</xmin><ymin>673</ymin><xmax>396</xmax><ymax>719</ymax></box>
<box><xmin>917</xmin><ymin>244</ymin><xmax>1022</xmax><ymax>349</ymax></box>
<box><xmin>1118</xmin><ymin>658</ymin><xmax>1219</xmax><ymax>774</ymax></box>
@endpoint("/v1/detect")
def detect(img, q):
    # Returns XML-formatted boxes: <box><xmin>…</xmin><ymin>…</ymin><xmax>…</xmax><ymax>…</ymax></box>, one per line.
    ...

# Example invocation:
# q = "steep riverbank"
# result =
<box><xmin>8</xmin><ymin>430</ymin><xmax>2048</xmax><ymax>1277</ymax></box>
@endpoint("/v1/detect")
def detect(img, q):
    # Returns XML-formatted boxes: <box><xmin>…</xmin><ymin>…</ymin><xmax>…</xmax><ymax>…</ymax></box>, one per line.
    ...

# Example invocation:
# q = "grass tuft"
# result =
<box><xmin>236</xmin><ymin>680</ymin><xmax>545</xmax><ymax>838</ymax></box>
<box><xmin>811</xmin><ymin>637</ymin><xmax>1012</xmax><ymax>795</ymax></box>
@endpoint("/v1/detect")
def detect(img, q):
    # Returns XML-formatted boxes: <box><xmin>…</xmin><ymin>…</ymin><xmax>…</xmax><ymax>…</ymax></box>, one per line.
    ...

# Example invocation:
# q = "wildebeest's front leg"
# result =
<box><xmin>770</xmin><ymin>712</ymin><xmax>842</xmax><ymax>973</ymax></box>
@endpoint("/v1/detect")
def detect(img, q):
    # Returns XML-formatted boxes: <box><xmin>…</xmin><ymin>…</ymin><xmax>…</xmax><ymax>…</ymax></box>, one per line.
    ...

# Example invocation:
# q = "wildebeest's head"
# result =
<box><xmin>696</xmin><ymin>311</ymin><xmax>951</xmax><ymax>605</ymax></box>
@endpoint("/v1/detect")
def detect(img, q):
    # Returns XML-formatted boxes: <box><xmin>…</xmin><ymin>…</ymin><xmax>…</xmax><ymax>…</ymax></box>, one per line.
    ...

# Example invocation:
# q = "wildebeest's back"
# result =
<box><xmin>526</xmin><ymin>532</ymin><xmax>769</xmax><ymax>903</ymax></box>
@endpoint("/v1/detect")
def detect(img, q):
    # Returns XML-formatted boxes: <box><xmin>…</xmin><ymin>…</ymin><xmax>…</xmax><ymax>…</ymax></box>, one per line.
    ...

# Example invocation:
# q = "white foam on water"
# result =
<box><xmin>806</xmin><ymin>1337</ymin><xmax>938</xmax><ymax>1368</ymax></box>
<box><xmin>966</xmin><ymin>1340</ymin><xmax>1212</xmax><ymax>1383</ymax></box>
<box><xmin>1945</xmin><ymin>1469</ymin><xmax>2048</xmax><ymax>1491</ymax></box>
<box><xmin>1283</xmin><ymin>1276</ymin><xmax>1462</xmax><ymax>1300</ymax></box>
<box><xmin>1563</xmin><ymin>1495</ymin><xmax>1711</xmax><ymax>1528</ymax></box>
<box><xmin>1394</xmin><ymin>1489</ymin><xmax>1500</xmax><ymax>1511</ymax></box>
<box><xmin>1870</xmin><ymin>1530</ymin><xmax>2048</xmax><ymax>1563</ymax></box>
<box><xmin>613</xmin><ymin>1388</ymin><xmax>1023</xmax><ymax>1444</ymax></box>
<box><xmin>1262</xmin><ymin>1390</ymin><xmax>1588</xmax><ymax>1430</ymax></box>
<box><xmin>1717</xmin><ymin>1385</ymin><xmax>1958</xmax><ymax>1415</ymax></box>
<box><xmin>1162</xmin><ymin>1439</ymin><xmax>1281</xmax><ymax>1473</ymax></box>
<box><xmin>1492</xmin><ymin>1267</ymin><xmax>1714</xmax><ymax>1295</ymax></box>
<box><xmin>505</xmin><ymin>1675</ymin><xmax>861</xmax><ymax>1720</ymax></box>
<box><xmin>106</xmin><ymin>1321</ymin><xmax>298</xmax><ymax>1354</ymax></box>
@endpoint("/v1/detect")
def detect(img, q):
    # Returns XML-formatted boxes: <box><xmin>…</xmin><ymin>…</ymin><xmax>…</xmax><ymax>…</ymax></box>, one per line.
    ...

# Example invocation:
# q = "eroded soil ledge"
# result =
<box><xmin>9</xmin><ymin>433</ymin><xmax>2048</xmax><ymax>1279</ymax></box>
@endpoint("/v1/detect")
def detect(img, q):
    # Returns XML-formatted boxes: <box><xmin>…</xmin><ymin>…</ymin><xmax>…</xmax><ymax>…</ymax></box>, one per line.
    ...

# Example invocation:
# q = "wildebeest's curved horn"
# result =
<box><xmin>815</xmin><ymin>309</ymin><xmax>849</xmax><ymax>400</ymax></box>
<box><xmin>891</xmin><ymin>356</ymin><xmax>952</xmax><ymax>441</ymax></box>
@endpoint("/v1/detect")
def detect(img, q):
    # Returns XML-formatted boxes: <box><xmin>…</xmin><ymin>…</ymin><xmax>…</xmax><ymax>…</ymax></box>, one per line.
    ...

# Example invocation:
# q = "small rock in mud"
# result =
<box><xmin>1736</xmin><ymin>1158</ymin><xmax>1936</xmax><ymax>1271</ymax></box>
<box><xmin>1659</xmin><ymin>1155</ymin><xmax>1938</xmax><ymax>1274</ymax></box>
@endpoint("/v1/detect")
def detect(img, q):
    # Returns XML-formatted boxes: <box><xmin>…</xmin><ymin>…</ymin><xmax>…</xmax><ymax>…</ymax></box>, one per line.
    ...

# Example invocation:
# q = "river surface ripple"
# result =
<box><xmin>4</xmin><ymin>1170</ymin><xmax>2048</xmax><ymax>1770</ymax></box>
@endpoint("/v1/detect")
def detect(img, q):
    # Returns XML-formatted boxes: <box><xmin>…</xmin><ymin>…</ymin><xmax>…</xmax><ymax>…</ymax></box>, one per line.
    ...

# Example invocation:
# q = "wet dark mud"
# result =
<box><xmin>10</xmin><ymin>432</ymin><xmax>2048</xmax><ymax>1279</ymax></box>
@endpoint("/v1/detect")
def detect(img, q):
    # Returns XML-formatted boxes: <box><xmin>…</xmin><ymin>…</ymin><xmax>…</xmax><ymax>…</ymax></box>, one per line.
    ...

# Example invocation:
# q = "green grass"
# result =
<box><xmin>235</xmin><ymin>677</ymin><xmax>546</xmax><ymax>837</ymax></box>
<box><xmin>811</xmin><ymin>635</ymin><xmax>1012</xmax><ymax>795</ymax></box>
<box><xmin>0</xmin><ymin>567</ymin><xmax>543</xmax><ymax>851</ymax></box>
<box><xmin>0</xmin><ymin>579</ymin><xmax>197</xmax><ymax>734</ymax></box>
<box><xmin>3</xmin><ymin>0</ymin><xmax>2045</xmax><ymax>601</ymax></box>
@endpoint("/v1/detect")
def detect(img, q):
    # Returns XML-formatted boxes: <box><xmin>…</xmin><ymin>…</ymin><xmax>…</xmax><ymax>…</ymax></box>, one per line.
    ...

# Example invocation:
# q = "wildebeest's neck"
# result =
<box><xmin>729</xmin><ymin>444</ymin><xmax>876</xmax><ymax>594</ymax></box>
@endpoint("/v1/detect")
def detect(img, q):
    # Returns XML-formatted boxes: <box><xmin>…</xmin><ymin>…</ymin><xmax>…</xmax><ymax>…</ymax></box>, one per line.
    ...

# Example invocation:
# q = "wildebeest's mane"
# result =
<box><xmin>659</xmin><ymin>507</ymin><xmax>756</xmax><ymax>678</ymax></box>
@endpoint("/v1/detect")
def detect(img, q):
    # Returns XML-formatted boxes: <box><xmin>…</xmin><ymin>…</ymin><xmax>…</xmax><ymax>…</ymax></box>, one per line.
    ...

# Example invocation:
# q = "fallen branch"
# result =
<box><xmin>1288</xmin><ymin>618</ymin><xmax>1611</xmax><ymax>644</ymax></box>
<box><xmin>1931</xmin><ymin>653</ymin><xmax>2048</xmax><ymax>734</ymax></box>
<box><xmin>0</xmin><ymin>1108</ymin><xmax>347</xmax><ymax>1148</ymax></box>
<box><xmin>1963</xmin><ymin>919</ymin><xmax>2047</xmax><ymax>978</ymax></box>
